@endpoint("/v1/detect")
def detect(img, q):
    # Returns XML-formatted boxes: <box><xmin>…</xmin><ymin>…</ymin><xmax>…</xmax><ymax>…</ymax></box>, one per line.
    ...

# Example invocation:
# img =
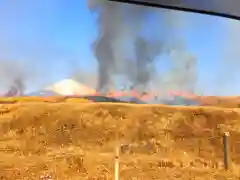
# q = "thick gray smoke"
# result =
<box><xmin>88</xmin><ymin>0</ymin><xmax>198</xmax><ymax>97</ymax></box>
<box><xmin>88</xmin><ymin>0</ymin><xmax>156</xmax><ymax>92</ymax></box>
<box><xmin>133</xmin><ymin>37</ymin><xmax>162</xmax><ymax>90</ymax></box>
<box><xmin>0</xmin><ymin>60</ymin><xmax>38</xmax><ymax>96</ymax></box>
<box><xmin>0</xmin><ymin>60</ymin><xmax>26</xmax><ymax>95</ymax></box>
<box><xmin>88</xmin><ymin>1</ymin><xmax>119</xmax><ymax>91</ymax></box>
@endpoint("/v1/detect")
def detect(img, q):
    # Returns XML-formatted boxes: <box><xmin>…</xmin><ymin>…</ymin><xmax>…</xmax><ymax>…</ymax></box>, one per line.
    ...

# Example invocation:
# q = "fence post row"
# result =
<box><xmin>112</xmin><ymin>131</ymin><xmax>231</xmax><ymax>180</ymax></box>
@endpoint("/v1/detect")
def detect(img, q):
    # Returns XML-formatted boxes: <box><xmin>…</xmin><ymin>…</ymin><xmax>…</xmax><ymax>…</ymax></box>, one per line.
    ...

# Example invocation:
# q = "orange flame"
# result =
<box><xmin>92</xmin><ymin>89</ymin><xmax>198</xmax><ymax>101</ymax></box>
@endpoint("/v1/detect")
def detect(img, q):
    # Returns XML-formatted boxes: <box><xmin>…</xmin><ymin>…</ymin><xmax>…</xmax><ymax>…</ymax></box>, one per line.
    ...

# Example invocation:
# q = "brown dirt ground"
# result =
<box><xmin>0</xmin><ymin>97</ymin><xmax>240</xmax><ymax>179</ymax></box>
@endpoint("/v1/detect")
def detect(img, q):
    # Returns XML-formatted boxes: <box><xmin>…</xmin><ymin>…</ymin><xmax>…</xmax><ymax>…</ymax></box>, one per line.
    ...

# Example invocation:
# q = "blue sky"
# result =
<box><xmin>0</xmin><ymin>0</ymin><xmax>239</xmax><ymax>95</ymax></box>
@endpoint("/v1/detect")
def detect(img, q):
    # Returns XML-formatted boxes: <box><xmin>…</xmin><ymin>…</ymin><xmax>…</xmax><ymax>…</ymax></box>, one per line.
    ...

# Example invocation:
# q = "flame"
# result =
<box><xmin>91</xmin><ymin>89</ymin><xmax>198</xmax><ymax>101</ymax></box>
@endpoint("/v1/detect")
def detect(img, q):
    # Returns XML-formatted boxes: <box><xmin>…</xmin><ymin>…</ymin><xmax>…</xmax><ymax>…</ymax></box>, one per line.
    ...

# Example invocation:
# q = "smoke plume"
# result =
<box><xmin>133</xmin><ymin>37</ymin><xmax>162</xmax><ymax>91</ymax></box>
<box><xmin>0</xmin><ymin>59</ymin><xmax>37</xmax><ymax>96</ymax></box>
<box><xmin>88</xmin><ymin>0</ymin><xmax>198</xmax><ymax>97</ymax></box>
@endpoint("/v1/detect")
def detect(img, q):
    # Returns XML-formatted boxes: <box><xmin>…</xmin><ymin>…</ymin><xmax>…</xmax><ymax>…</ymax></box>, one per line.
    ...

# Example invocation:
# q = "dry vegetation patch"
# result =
<box><xmin>0</xmin><ymin>99</ymin><xmax>239</xmax><ymax>179</ymax></box>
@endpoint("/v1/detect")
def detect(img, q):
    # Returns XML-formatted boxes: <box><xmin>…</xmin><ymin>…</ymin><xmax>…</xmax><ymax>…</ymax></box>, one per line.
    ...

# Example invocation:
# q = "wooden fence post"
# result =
<box><xmin>114</xmin><ymin>146</ymin><xmax>120</xmax><ymax>180</ymax></box>
<box><xmin>223</xmin><ymin>132</ymin><xmax>230</xmax><ymax>170</ymax></box>
<box><xmin>114</xmin><ymin>116</ymin><xmax>120</xmax><ymax>180</ymax></box>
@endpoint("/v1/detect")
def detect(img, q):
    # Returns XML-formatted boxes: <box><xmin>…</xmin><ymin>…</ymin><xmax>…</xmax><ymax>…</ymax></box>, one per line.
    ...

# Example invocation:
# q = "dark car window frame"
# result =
<box><xmin>109</xmin><ymin>0</ymin><xmax>240</xmax><ymax>21</ymax></box>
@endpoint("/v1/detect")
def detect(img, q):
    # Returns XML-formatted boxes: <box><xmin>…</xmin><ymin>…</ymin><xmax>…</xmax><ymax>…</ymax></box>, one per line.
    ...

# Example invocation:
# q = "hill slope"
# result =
<box><xmin>0</xmin><ymin>101</ymin><xmax>240</xmax><ymax>179</ymax></box>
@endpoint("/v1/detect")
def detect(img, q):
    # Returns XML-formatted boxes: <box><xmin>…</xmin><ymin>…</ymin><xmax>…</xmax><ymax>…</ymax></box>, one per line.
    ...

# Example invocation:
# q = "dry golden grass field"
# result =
<box><xmin>197</xmin><ymin>96</ymin><xmax>240</xmax><ymax>108</ymax></box>
<box><xmin>0</xmin><ymin>96</ymin><xmax>240</xmax><ymax>179</ymax></box>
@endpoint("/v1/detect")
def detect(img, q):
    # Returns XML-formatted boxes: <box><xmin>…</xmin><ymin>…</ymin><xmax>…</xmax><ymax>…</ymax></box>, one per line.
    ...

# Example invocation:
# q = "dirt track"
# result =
<box><xmin>0</xmin><ymin>99</ymin><xmax>240</xmax><ymax>179</ymax></box>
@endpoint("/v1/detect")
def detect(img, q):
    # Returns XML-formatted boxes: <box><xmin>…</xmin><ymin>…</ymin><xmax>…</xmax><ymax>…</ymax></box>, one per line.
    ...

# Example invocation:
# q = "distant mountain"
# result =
<box><xmin>26</xmin><ymin>90</ymin><xmax>60</xmax><ymax>96</ymax></box>
<box><xmin>44</xmin><ymin>78</ymin><xmax>96</xmax><ymax>96</ymax></box>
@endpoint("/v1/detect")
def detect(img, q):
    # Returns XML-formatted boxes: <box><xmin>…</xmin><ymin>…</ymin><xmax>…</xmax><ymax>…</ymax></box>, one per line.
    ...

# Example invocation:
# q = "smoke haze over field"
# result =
<box><xmin>0</xmin><ymin>60</ymin><xmax>32</xmax><ymax>94</ymax></box>
<box><xmin>87</xmin><ymin>0</ymin><xmax>198</xmax><ymax>96</ymax></box>
<box><xmin>0</xmin><ymin>0</ymin><xmax>240</xmax><ymax>97</ymax></box>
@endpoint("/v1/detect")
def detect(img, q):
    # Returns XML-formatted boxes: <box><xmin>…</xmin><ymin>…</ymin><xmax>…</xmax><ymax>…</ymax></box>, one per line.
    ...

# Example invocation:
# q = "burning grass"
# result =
<box><xmin>0</xmin><ymin>99</ymin><xmax>240</xmax><ymax>179</ymax></box>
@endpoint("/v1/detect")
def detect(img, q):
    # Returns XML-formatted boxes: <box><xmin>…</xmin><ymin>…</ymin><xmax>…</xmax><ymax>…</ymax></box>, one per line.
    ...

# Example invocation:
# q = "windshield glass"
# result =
<box><xmin>0</xmin><ymin>1</ymin><xmax>239</xmax><ymax>104</ymax></box>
